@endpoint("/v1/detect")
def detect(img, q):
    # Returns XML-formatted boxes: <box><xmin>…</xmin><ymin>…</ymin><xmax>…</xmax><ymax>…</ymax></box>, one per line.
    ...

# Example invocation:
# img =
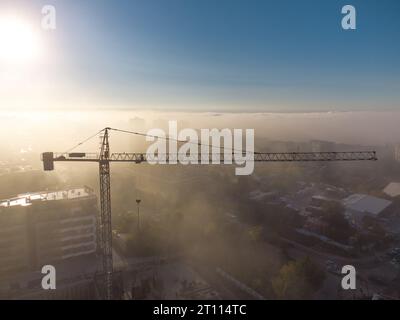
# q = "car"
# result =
<box><xmin>325</xmin><ymin>259</ymin><xmax>335</xmax><ymax>266</ymax></box>
<box><xmin>390</xmin><ymin>258</ymin><xmax>400</xmax><ymax>268</ymax></box>
<box><xmin>387</xmin><ymin>248</ymin><xmax>400</xmax><ymax>258</ymax></box>
<box><xmin>325</xmin><ymin>260</ymin><xmax>341</xmax><ymax>275</ymax></box>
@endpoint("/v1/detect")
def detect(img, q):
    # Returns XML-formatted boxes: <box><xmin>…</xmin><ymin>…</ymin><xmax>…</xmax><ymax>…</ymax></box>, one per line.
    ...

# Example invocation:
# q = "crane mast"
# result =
<box><xmin>41</xmin><ymin>128</ymin><xmax>377</xmax><ymax>300</ymax></box>
<box><xmin>99</xmin><ymin>128</ymin><xmax>113</xmax><ymax>300</ymax></box>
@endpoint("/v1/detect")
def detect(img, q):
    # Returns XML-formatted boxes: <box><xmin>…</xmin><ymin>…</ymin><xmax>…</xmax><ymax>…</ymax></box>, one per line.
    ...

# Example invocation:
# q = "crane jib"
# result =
<box><xmin>41</xmin><ymin>150</ymin><xmax>377</xmax><ymax>171</ymax></box>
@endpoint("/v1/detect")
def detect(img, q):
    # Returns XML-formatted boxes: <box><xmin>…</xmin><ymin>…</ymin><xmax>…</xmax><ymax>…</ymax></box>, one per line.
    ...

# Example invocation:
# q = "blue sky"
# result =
<box><xmin>1</xmin><ymin>0</ymin><xmax>400</xmax><ymax>111</ymax></box>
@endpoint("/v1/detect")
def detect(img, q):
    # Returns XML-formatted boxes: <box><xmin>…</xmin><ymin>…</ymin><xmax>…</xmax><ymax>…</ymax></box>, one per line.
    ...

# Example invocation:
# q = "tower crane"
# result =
<box><xmin>41</xmin><ymin>127</ymin><xmax>377</xmax><ymax>299</ymax></box>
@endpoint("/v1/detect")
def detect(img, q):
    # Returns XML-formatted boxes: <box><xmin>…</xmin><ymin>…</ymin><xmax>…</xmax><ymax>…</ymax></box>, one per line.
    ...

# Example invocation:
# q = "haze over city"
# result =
<box><xmin>0</xmin><ymin>0</ymin><xmax>399</xmax><ymax>305</ymax></box>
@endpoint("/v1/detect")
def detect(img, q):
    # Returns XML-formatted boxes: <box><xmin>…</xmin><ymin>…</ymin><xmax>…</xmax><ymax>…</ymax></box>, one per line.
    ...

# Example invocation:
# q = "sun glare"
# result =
<box><xmin>0</xmin><ymin>16</ymin><xmax>42</xmax><ymax>65</ymax></box>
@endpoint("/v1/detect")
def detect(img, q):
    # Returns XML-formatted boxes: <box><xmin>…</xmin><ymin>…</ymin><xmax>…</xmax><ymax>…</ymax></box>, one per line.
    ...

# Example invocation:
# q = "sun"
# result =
<box><xmin>0</xmin><ymin>16</ymin><xmax>42</xmax><ymax>65</ymax></box>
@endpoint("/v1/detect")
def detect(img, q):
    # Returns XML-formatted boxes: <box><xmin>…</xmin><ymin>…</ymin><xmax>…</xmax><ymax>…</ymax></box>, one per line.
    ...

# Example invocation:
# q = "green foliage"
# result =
<box><xmin>271</xmin><ymin>257</ymin><xmax>325</xmax><ymax>299</ymax></box>
<box><xmin>321</xmin><ymin>202</ymin><xmax>355</xmax><ymax>243</ymax></box>
<box><xmin>248</xmin><ymin>225</ymin><xmax>263</xmax><ymax>243</ymax></box>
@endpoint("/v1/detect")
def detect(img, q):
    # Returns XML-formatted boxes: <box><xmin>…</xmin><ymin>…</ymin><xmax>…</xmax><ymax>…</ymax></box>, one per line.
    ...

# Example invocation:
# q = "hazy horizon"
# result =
<box><xmin>1</xmin><ymin>110</ymin><xmax>400</xmax><ymax>156</ymax></box>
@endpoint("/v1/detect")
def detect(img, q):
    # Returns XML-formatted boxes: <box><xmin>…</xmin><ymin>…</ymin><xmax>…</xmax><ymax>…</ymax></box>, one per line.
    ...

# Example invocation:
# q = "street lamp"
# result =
<box><xmin>136</xmin><ymin>199</ymin><xmax>141</xmax><ymax>233</ymax></box>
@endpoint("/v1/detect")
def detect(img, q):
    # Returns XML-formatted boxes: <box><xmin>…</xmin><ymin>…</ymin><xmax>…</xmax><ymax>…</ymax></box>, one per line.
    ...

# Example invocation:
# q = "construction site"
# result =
<box><xmin>2</xmin><ymin>116</ymin><xmax>400</xmax><ymax>300</ymax></box>
<box><xmin>0</xmin><ymin>127</ymin><xmax>370</xmax><ymax>299</ymax></box>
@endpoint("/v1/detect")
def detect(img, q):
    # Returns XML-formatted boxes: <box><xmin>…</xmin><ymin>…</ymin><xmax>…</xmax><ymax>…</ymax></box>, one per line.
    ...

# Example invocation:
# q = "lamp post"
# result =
<box><xmin>136</xmin><ymin>199</ymin><xmax>141</xmax><ymax>234</ymax></box>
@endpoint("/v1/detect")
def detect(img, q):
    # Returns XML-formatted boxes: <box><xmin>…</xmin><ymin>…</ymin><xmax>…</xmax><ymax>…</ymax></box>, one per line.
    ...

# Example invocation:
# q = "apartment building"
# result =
<box><xmin>0</xmin><ymin>186</ymin><xmax>98</xmax><ymax>278</ymax></box>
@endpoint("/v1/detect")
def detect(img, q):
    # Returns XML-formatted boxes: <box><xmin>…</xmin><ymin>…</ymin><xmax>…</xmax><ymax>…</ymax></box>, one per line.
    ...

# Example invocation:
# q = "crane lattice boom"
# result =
<box><xmin>44</xmin><ymin>150</ymin><xmax>377</xmax><ymax>164</ymax></box>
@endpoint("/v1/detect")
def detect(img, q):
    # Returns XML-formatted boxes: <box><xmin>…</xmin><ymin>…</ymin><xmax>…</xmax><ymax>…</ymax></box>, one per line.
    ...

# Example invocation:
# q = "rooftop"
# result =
<box><xmin>0</xmin><ymin>187</ymin><xmax>95</xmax><ymax>208</ymax></box>
<box><xmin>383</xmin><ymin>182</ymin><xmax>400</xmax><ymax>198</ymax></box>
<box><xmin>343</xmin><ymin>194</ymin><xmax>392</xmax><ymax>216</ymax></box>
<box><xmin>249</xmin><ymin>190</ymin><xmax>276</xmax><ymax>201</ymax></box>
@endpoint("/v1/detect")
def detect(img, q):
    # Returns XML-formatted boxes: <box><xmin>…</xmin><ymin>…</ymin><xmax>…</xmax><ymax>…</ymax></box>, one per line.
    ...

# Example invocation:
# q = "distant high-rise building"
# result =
<box><xmin>310</xmin><ymin>140</ymin><xmax>336</xmax><ymax>153</ymax></box>
<box><xmin>129</xmin><ymin>117</ymin><xmax>146</xmax><ymax>132</ymax></box>
<box><xmin>395</xmin><ymin>144</ymin><xmax>400</xmax><ymax>162</ymax></box>
<box><xmin>129</xmin><ymin>117</ymin><xmax>148</xmax><ymax>152</ymax></box>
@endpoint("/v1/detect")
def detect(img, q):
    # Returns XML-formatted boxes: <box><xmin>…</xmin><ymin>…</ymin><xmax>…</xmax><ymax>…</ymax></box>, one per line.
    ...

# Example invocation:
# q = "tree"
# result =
<box><xmin>272</xmin><ymin>257</ymin><xmax>325</xmax><ymax>299</ymax></box>
<box><xmin>321</xmin><ymin>202</ymin><xmax>354</xmax><ymax>243</ymax></box>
